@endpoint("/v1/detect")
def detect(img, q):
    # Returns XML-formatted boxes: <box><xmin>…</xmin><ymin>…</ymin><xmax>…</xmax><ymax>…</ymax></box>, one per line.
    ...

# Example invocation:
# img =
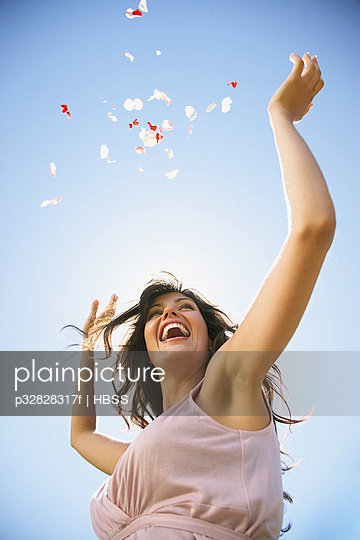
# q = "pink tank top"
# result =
<box><xmin>90</xmin><ymin>377</ymin><xmax>284</xmax><ymax>539</ymax></box>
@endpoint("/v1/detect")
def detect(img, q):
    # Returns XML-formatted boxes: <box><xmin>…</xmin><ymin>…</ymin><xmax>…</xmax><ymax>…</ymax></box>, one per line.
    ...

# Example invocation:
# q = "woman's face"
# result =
<box><xmin>144</xmin><ymin>292</ymin><xmax>210</xmax><ymax>354</ymax></box>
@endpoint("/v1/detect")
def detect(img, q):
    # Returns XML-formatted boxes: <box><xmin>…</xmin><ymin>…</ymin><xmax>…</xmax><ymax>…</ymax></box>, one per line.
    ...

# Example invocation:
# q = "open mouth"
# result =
<box><xmin>160</xmin><ymin>323</ymin><xmax>190</xmax><ymax>342</ymax></box>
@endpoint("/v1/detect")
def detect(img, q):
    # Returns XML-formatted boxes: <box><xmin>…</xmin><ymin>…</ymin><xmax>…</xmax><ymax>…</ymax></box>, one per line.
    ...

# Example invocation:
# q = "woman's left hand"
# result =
<box><xmin>267</xmin><ymin>52</ymin><xmax>324</xmax><ymax>123</ymax></box>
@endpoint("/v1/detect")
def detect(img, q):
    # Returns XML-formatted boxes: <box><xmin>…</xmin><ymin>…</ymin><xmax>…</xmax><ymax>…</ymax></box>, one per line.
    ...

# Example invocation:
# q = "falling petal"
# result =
<box><xmin>113</xmin><ymin>105</ymin><xmax>116</xmax><ymax>110</ymax></box>
<box><xmin>138</xmin><ymin>166</ymin><xmax>144</xmax><ymax>172</ymax></box>
<box><xmin>185</xmin><ymin>105</ymin><xmax>197</xmax><ymax>120</ymax></box>
<box><xmin>126</xmin><ymin>8</ymin><xmax>143</xmax><ymax>18</ymax></box>
<box><xmin>124</xmin><ymin>98</ymin><xmax>143</xmax><ymax>111</ymax></box>
<box><xmin>102</xmin><ymin>100</ymin><xmax>108</xmax><ymax>103</ymax></box>
<box><xmin>61</xmin><ymin>104</ymin><xmax>71</xmax><ymax>120</ymax></box>
<box><xmin>124</xmin><ymin>98</ymin><xmax>134</xmax><ymax>111</ymax></box>
<box><xmin>160</xmin><ymin>92</ymin><xmax>172</xmax><ymax>105</ymax></box>
<box><xmin>139</xmin><ymin>127</ymin><xmax>146</xmax><ymax>140</ymax></box>
<box><xmin>138</xmin><ymin>0</ymin><xmax>148</xmax><ymax>12</ymax></box>
<box><xmin>107</xmin><ymin>157</ymin><xmax>117</xmax><ymax>163</ymax></box>
<box><xmin>165</xmin><ymin>169</ymin><xmax>180</xmax><ymax>180</ymax></box>
<box><xmin>100</xmin><ymin>144</ymin><xmax>109</xmax><ymax>159</ymax></box>
<box><xmin>164</xmin><ymin>148</ymin><xmax>174</xmax><ymax>159</ymax></box>
<box><xmin>148</xmin><ymin>88</ymin><xmax>161</xmax><ymax>101</ymax></box>
<box><xmin>41</xmin><ymin>196</ymin><xmax>62</xmax><ymax>208</ymax></box>
<box><xmin>125</xmin><ymin>52</ymin><xmax>135</xmax><ymax>62</ymax></box>
<box><xmin>107</xmin><ymin>112</ymin><xmax>118</xmax><ymax>122</ymax></box>
<box><xmin>221</xmin><ymin>97</ymin><xmax>232</xmax><ymax>113</ymax></box>
<box><xmin>49</xmin><ymin>162</ymin><xmax>56</xmax><ymax>177</ymax></box>
<box><xmin>148</xmin><ymin>88</ymin><xmax>172</xmax><ymax>105</ymax></box>
<box><xmin>189</xmin><ymin>125</ymin><xmax>193</xmax><ymax>135</ymax></box>
<box><xmin>161</xmin><ymin>119</ymin><xmax>173</xmax><ymax>131</ymax></box>
<box><xmin>156</xmin><ymin>50</ymin><xmax>161</xmax><ymax>56</ymax></box>
<box><xmin>135</xmin><ymin>146</ymin><xmax>146</xmax><ymax>155</ymax></box>
<box><xmin>206</xmin><ymin>103</ymin><xmax>217</xmax><ymax>113</ymax></box>
<box><xmin>147</xmin><ymin>121</ymin><xmax>157</xmax><ymax>131</ymax></box>
<box><xmin>143</xmin><ymin>131</ymin><xmax>158</xmax><ymax>147</ymax></box>
<box><xmin>227</xmin><ymin>81</ymin><xmax>237</xmax><ymax>88</ymax></box>
<box><xmin>133</xmin><ymin>119</ymin><xmax>139</xmax><ymax>125</ymax></box>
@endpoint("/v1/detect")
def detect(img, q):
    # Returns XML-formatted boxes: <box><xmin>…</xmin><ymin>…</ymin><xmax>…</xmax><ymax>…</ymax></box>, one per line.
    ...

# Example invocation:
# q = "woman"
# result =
<box><xmin>71</xmin><ymin>53</ymin><xmax>336</xmax><ymax>539</ymax></box>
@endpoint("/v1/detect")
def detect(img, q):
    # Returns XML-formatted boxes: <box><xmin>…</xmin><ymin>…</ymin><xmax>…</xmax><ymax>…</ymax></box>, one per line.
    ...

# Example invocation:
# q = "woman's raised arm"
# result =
<box><xmin>213</xmin><ymin>53</ymin><xmax>336</xmax><ymax>389</ymax></box>
<box><xmin>71</xmin><ymin>295</ymin><xmax>130</xmax><ymax>476</ymax></box>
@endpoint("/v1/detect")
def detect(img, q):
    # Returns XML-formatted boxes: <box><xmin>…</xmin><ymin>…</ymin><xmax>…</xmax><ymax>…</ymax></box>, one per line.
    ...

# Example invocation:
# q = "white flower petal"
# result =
<box><xmin>124</xmin><ymin>98</ymin><xmax>135</xmax><ymax>111</ymax></box>
<box><xmin>148</xmin><ymin>88</ymin><xmax>172</xmax><ymax>105</ymax></box>
<box><xmin>143</xmin><ymin>131</ymin><xmax>158</xmax><ymax>147</ymax></box>
<box><xmin>206</xmin><ymin>103</ymin><xmax>217</xmax><ymax>113</ymax></box>
<box><xmin>138</xmin><ymin>0</ymin><xmax>148</xmax><ymax>12</ymax></box>
<box><xmin>148</xmin><ymin>88</ymin><xmax>161</xmax><ymax>101</ymax></box>
<box><xmin>100</xmin><ymin>144</ymin><xmax>109</xmax><ymax>159</ymax></box>
<box><xmin>138</xmin><ymin>166</ymin><xmax>144</xmax><ymax>172</ymax></box>
<box><xmin>221</xmin><ymin>97</ymin><xmax>232</xmax><ymax>113</ymax></box>
<box><xmin>135</xmin><ymin>146</ymin><xmax>146</xmax><ymax>155</ymax></box>
<box><xmin>161</xmin><ymin>119</ymin><xmax>173</xmax><ymax>131</ymax></box>
<box><xmin>164</xmin><ymin>148</ymin><xmax>174</xmax><ymax>159</ymax></box>
<box><xmin>133</xmin><ymin>98</ymin><xmax>143</xmax><ymax>111</ymax></box>
<box><xmin>185</xmin><ymin>105</ymin><xmax>197</xmax><ymax>120</ymax></box>
<box><xmin>164</xmin><ymin>169</ymin><xmax>180</xmax><ymax>179</ymax></box>
<box><xmin>40</xmin><ymin>196</ymin><xmax>62</xmax><ymax>208</ymax></box>
<box><xmin>156</xmin><ymin>50</ymin><xmax>161</xmax><ymax>56</ymax></box>
<box><xmin>49</xmin><ymin>162</ymin><xmax>56</xmax><ymax>177</ymax></box>
<box><xmin>125</xmin><ymin>52</ymin><xmax>134</xmax><ymax>62</ymax></box>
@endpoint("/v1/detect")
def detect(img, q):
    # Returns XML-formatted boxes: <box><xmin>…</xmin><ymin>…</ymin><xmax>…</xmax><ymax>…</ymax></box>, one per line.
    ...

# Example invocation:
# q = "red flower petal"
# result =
<box><xmin>61</xmin><ymin>104</ymin><xmax>71</xmax><ymax>119</ymax></box>
<box><xmin>147</xmin><ymin>121</ymin><xmax>157</xmax><ymax>131</ymax></box>
<box><xmin>132</xmin><ymin>9</ymin><xmax>143</xmax><ymax>16</ymax></box>
<box><xmin>133</xmin><ymin>119</ymin><xmax>139</xmax><ymax>125</ymax></box>
<box><xmin>129</xmin><ymin>124</ymin><xmax>133</xmax><ymax>129</ymax></box>
<box><xmin>227</xmin><ymin>81</ymin><xmax>237</xmax><ymax>88</ymax></box>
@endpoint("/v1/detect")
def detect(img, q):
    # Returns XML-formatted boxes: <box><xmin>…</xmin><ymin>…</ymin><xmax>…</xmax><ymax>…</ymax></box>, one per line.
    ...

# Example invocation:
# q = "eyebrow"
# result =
<box><xmin>149</xmin><ymin>297</ymin><xmax>196</xmax><ymax>309</ymax></box>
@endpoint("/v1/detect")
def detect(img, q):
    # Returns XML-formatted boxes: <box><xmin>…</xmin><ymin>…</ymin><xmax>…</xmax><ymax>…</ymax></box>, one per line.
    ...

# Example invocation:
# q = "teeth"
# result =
<box><xmin>161</xmin><ymin>323</ymin><xmax>190</xmax><ymax>341</ymax></box>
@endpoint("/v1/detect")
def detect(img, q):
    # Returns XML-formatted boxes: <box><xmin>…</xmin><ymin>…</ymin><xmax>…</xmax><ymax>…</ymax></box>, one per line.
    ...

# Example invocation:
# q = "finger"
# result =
<box><xmin>289</xmin><ymin>53</ymin><xmax>304</xmax><ymax>76</ymax></box>
<box><xmin>313</xmin><ymin>77</ymin><xmax>324</xmax><ymax>96</ymax></box>
<box><xmin>106</xmin><ymin>294</ymin><xmax>118</xmax><ymax>312</ymax></box>
<box><xmin>83</xmin><ymin>299</ymin><xmax>99</xmax><ymax>332</ymax></box>
<box><xmin>310</xmin><ymin>55</ymin><xmax>322</xmax><ymax>86</ymax></box>
<box><xmin>302</xmin><ymin>52</ymin><xmax>316</xmax><ymax>79</ymax></box>
<box><xmin>98</xmin><ymin>294</ymin><xmax>118</xmax><ymax>320</ymax></box>
<box><xmin>305</xmin><ymin>103</ymin><xmax>314</xmax><ymax>115</ymax></box>
<box><xmin>108</xmin><ymin>293</ymin><xmax>118</xmax><ymax>306</ymax></box>
<box><xmin>87</xmin><ymin>299</ymin><xmax>99</xmax><ymax>321</ymax></box>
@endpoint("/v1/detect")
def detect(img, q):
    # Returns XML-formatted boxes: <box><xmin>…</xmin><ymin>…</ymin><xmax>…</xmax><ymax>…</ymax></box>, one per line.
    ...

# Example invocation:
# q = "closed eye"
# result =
<box><xmin>147</xmin><ymin>302</ymin><xmax>195</xmax><ymax>320</ymax></box>
<box><xmin>180</xmin><ymin>303</ymin><xmax>195</xmax><ymax>310</ymax></box>
<box><xmin>148</xmin><ymin>310</ymin><xmax>162</xmax><ymax>319</ymax></box>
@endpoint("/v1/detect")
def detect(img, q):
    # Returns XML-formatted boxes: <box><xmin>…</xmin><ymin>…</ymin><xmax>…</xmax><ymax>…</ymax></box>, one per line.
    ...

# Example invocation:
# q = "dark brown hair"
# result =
<box><xmin>91</xmin><ymin>272</ymin><xmax>306</xmax><ymax>535</ymax></box>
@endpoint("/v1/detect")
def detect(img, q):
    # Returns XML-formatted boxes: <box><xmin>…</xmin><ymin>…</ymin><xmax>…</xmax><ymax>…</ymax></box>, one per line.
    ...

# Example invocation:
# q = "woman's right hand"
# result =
<box><xmin>82</xmin><ymin>294</ymin><xmax>118</xmax><ymax>350</ymax></box>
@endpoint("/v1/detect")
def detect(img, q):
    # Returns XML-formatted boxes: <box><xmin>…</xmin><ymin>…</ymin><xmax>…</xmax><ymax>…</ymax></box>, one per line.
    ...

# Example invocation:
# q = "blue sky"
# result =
<box><xmin>0</xmin><ymin>0</ymin><xmax>359</xmax><ymax>538</ymax></box>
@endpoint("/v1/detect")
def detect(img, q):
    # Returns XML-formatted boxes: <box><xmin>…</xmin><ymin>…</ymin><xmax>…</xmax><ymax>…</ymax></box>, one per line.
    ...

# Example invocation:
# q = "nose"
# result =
<box><xmin>162</xmin><ymin>306</ymin><xmax>178</xmax><ymax>319</ymax></box>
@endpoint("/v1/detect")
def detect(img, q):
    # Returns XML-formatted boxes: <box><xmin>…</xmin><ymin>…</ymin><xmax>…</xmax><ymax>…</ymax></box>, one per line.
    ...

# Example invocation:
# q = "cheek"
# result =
<box><xmin>144</xmin><ymin>323</ymin><xmax>155</xmax><ymax>346</ymax></box>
